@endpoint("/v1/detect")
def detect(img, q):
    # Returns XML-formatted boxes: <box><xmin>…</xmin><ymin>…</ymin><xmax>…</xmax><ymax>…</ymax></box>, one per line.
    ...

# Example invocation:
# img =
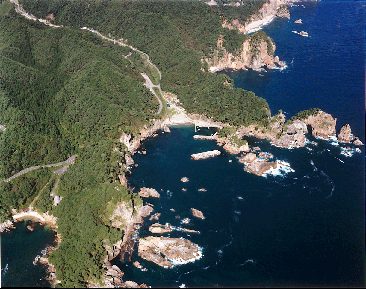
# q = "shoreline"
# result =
<box><xmin>0</xmin><ymin>209</ymin><xmax>61</xmax><ymax>287</ymax></box>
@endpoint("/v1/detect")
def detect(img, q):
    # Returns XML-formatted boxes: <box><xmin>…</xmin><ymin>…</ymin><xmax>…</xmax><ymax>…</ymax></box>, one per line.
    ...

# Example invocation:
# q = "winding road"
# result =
<box><xmin>9</xmin><ymin>0</ymin><xmax>164</xmax><ymax>115</ymax></box>
<box><xmin>1</xmin><ymin>155</ymin><xmax>76</xmax><ymax>183</ymax></box>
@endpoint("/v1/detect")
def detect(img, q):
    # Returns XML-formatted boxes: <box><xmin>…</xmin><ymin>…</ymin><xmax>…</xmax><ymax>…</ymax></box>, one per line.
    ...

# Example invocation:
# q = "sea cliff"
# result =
<box><xmin>204</xmin><ymin>32</ymin><xmax>286</xmax><ymax>72</ymax></box>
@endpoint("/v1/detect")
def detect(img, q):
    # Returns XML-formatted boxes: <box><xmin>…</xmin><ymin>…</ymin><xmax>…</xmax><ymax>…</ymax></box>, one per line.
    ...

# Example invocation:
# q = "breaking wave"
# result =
<box><xmin>263</xmin><ymin>160</ymin><xmax>295</xmax><ymax>178</ymax></box>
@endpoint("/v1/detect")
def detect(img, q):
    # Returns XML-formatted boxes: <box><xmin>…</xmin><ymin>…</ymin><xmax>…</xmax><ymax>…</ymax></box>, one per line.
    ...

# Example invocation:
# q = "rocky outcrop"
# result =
<box><xmin>301</xmin><ymin>110</ymin><xmax>336</xmax><ymax>139</ymax></box>
<box><xmin>337</xmin><ymin>124</ymin><xmax>353</xmax><ymax>143</ymax></box>
<box><xmin>238</xmin><ymin>152</ymin><xmax>277</xmax><ymax>176</ymax></box>
<box><xmin>205</xmin><ymin>33</ymin><xmax>286</xmax><ymax>72</ymax></box>
<box><xmin>180</xmin><ymin>177</ymin><xmax>190</xmax><ymax>183</ymax></box>
<box><xmin>193</xmin><ymin>134</ymin><xmax>217</xmax><ymax>140</ymax></box>
<box><xmin>237</xmin><ymin>109</ymin><xmax>361</xmax><ymax>149</ymax></box>
<box><xmin>272</xmin><ymin>120</ymin><xmax>308</xmax><ymax>148</ymax></box>
<box><xmin>353</xmin><ymin>138</ymin><xmax>364</xmax><ymax>146</ymax></box>
<box><xmin>138</xmin><ymin>187</ymin><xmax>160</xmax><ymax>198</ymax></box>
<box><xmin>191</xmin><ymin>150</ymin><xmax>221</xmax><ymax>160</ymax></box>
<box><xmin>0</xmin><ymin>220</ymin><xmax>14</xmax><ymax>233</ymax></box>
<box><xmin>191</xmin><ymin>208</ymin><xmax>205</xmax><ymax>220</ymax></box>
<box><xmin>222</xmin><ymin>0</ymin><xmax>292</xmax><ymax>35</ymax></box>
<box><xmin>138</xmin><ymin>236</ymin><xmax>202</xmax><ymax>268</ymax></box>
<box><xmin>149</xmin><ymin>212</ymin><xmax>161</xmax><ymax>221</ymax></box>
<box><xmin>108</xmin><ymin>202</ymin><xmax>153</xmax><ymax>263</ymax></box>
<box><xmin>149</xmin><ymin>223</ymin><xmax>173</xmax><ymax>234</ymax></box>
<box><xmin>294</xmin><ymin>18</ymin><xmax>303</xmax><ymax>24</ymax></box>
<box><xmin>337</xmin><ymin>124</ymin><xmax>363</xmax><ymax>145</ymax></box>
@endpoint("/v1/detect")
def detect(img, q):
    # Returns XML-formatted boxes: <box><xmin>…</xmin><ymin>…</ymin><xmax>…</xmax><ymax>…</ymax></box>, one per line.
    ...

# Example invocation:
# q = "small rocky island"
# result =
<box><xmin>191</xmin><ymin>150</ymin><xmax>221</xmax><ymax>160</ymax></box>
<box><xmin>138</xmin><ymin>187</ymin><xmax>160</xmax><ymax>198</ymax></box>
<box><xmin>138</xmin><ymin>236</ymin><xmax>202</xmax><ymax>268</ymax></box>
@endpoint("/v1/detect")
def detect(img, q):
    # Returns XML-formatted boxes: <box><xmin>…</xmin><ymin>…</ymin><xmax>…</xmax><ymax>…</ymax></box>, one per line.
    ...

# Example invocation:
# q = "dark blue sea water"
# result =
<box><xmin>123</xmin><ymin>125</ymin><xmax>364</xmax><ymax>287</ymax></box>
<box><xmin>1</xmin><ymin>221</ymin><xmax>55</xmax><ymax>287</ymax></box>
<box><xmin>226</xmin><ymin>0</ymin><xmax>365</xmax><ymax>139</ymax></box>
<box><xmin>2</xmin><ymin>0</ymin><xmax>365</xmax><ymax>287</ymax></box>
<box><xmin>118</xmin><ymin>1</ymin><xmax>365</xmax><ymax>287</ymax></box>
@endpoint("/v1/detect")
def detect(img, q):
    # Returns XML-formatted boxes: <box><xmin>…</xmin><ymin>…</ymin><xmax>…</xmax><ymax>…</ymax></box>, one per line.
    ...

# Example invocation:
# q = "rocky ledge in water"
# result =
<box><xmin>138</xmin><ymin>236</ymin><xmax>202</xmax><ymax>268</ymax></box>
<box><xmin>138</xmin><ymin>187</ymin><xmax>160</xmax><ymax>198</ymax></box>
<box><xmin>238</xmin><ymin>152</ymin><xmax>277</xmax><ymax>176</ymax></box>
<box><xmin>238</xmin><ymin>109</ymin><xmax>363</xmax><ymax>149</ymax></box>
<box><xmin>191</xmin><ymin>150</ymin><xmax>221</xmax><ymax>160</ymax></box>
<box><xmin>204</xmin><ymin>33</ymin><xmax>286</xmax><ymax>73</ymax></box>
<box><xmin>194</xmin><ymin>132</ymin><xmax>250</xmax><ymax>155</ymax></box>
<box><xmin>337</xmin><ymin>124</ymin><xmax>363</xmax><ymax>145</ymax></box>
<box><xmin>191</xmin><ymin>208</ymin><xmax>205</xmax><ymax>220</ymax></box>
<box><xmin>149</xmin><ymin>223</ymin><xmax>173</xmax><ymax>234</ymax></box>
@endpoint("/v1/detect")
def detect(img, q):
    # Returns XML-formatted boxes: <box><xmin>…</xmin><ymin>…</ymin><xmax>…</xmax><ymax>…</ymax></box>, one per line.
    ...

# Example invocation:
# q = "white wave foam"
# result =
<box><xmin>263</xmin><ymin>160</ymin><xmax>295</xmax><ymax>177</ymax></box>
<box><xmin>168</xmin><ymin>245</ymin><xmax>203</xmax><ymax>267</ymax></box>
<box><xmin>1</xmin><ymin>263</ymin><xmax>9</xmax><ymax>276</ymax></box>
<box><xmin>329</xmin><ymin>136</ymin><xmax>340</xmax><ymax>147</ymax></box>
<box><xmin>340</xmin><ymin>146</ymin><xmax>361</xmax><ymax>157</ymax></box>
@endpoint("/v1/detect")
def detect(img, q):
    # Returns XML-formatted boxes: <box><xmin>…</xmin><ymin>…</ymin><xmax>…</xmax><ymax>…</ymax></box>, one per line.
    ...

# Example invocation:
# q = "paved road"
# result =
<box><xmin>2</xmin><ymin>155</ymin><xmax>76</xmax><ymax>183</ymax></box>
<box><xmin>11</xmin><ymin>0</ymin><xmax>164</xmax><ymax>115</ymax></box>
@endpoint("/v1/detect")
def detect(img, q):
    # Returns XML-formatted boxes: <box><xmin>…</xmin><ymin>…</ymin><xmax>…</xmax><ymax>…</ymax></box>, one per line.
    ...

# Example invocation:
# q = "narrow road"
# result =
<box><xmin>141</xmin><ymin>73</ymin><xmax>164</xmax><ymax>115</ymax></box>
<box><xmin>10</xmin><ymin>0</ymin><xmax>164</xmax><ymax>115</ymax></box>
<box><xmin>1</xmin><ymin>155</ymin><xmax>76</xmax><ymax>183</ymax></box>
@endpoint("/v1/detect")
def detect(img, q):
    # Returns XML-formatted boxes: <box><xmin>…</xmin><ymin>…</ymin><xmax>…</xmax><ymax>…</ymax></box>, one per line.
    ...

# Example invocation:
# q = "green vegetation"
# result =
<box><xmin>249</xmin><ymin>30</ymin><xmax>274</xmax><ymax>56</ymax></box>
<box><xmin>290</xmin><ymin>108</ymin><xmax>321</xmax><ymax>121</ymax></box>
<box><xmin>221</xmin><ymin>29</ymin><xmax>248</xmax><ymax>53</ymax></box>
<box><xmin>1</xmin><ymin>0</ymin><xmax>271</xmax><ymax>286</ymax></box>
<box><xmin>21</xmin><ymin>0</ymin><xmax>272</xmax><ymax>126</ymax></box>
<box><xmin>213</xmin><ymin>0</ymin><xmax>266</xmax><ymax>23</ymax></box>
<box><xmin>218</xmin><ymin>126</ymin><xmax>248</xmax><ymax>147</ymax></box>
<box><xmin>0</xmin><ymin>4</ymin><xmax>156</xmax><ymax>286</ymax></box>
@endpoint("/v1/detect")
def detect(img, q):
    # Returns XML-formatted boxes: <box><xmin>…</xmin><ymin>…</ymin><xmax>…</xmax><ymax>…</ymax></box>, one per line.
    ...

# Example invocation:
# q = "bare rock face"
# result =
<box><xmin>272</xmin><ymin>120</ymin><xmax>308</xmax><ymax>148</ymax></box>
<box><xmin>139</xmin><ymin>205</ymin><xmax>154</xmax><ymax>219</ymax></box>
<box><xmin>204</xmin><ymin>33</ymin><xmax>285</xmax><ymax>72</ymax></box>
<box><xmin>138</xmin><ymin>187</ymin><xmax>160</xmax><ymax>198</ymax></box>
<box><xmin>276</xmin><ymin>5</ymin><xmax>290</xmax><ymax>19</ymax></box>
<box><xmin>110</xmin><ymin>203</ymin><xmax>134</xmax><ymax>229</ymax></box>
<box><xmin>180</xmin><ymin>177</ymin><xmax>190</xmax><ymax>183</ymax></box>
<box><xmin>303</xmin><ymin>111</ymin><xmax>337</xmax><ymax>140</ymax></box>
<box><xmin>149</xmin><ymin>223</ymin><xmax>173</xmax><ymax>234</ymax></box>
<box><xmin>353</xmin><ymin>137</ymin><xmax>364</xmax><ymax>146</ymax></box>
<box><xmin>238</xmin><ymin>153</ymin><xmax>278</xmax><ymax>176</ymax></box>
<box><xmin>138</xmin><ymin>237</ymin><xmax>202</xmax><ymax>268</ymax></box>
<box><xmin>191</xmin><ymin>208</ymin><xmax>205</xmax><ymax>220</ymax></box>
<box><xmin>216</xmin><ymin>135</ymin><xmax>250</xmax><ymax>155</ymax></box>
<box><xmin>191</xmin><ymin>150</ymin><xmax>221</xmax><ymax>160</ymax></box>
<box><xmin>149</xmin><ymin>212</ymin><xmax>161</xmax><ymax>221</ymax></box>
<box><xmin>337</xmin><ymin>124</ymin><xmax>353</xmax><ymax>143</ymax></box>
<box><xmin>239</xmin><ymin>153</ymin><xmax>257</xmax><ymax>164</ymax></box>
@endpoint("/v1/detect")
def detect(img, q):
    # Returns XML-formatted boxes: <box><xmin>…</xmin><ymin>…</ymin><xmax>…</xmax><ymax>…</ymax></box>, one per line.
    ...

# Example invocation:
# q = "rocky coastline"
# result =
<box><xmin>138</xmin><ymin>236</ymin><xmax>202</xmax><ymax>269</ymax></box>
<box><xmin>222</xmin><ymin>0</ymin><xmax>292</xmax><ymax>35</ymax></box>
<box><xmin>237</xmin><ymin>109</ymin><xmax>363</xmax><ymax>149</ymax></box>
<box><xmin>204</xmin><ymin>33</ymin><xmax>286</xmax><ymax>72</ymax></box>
<box><xmin>0</xmin><ymin>209</ymin><xmax>61</xmax><ymax>287</ymax></box>
<box><xmin>191</xmin><ymin>150</ymin><xmax>221</xmax><ymax>160</ymax></box>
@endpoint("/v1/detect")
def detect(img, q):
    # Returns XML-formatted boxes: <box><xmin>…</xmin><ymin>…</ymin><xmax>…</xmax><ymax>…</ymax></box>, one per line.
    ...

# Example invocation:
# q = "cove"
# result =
<box><xmin>1</xmin><ymin>221</ymin><xmax>55</xmax><ymax>287</ymax></box>
<box><xmin>119</xmin><ymin>125</ymin><xmax>364</xmax><ymax>287</ymax></box>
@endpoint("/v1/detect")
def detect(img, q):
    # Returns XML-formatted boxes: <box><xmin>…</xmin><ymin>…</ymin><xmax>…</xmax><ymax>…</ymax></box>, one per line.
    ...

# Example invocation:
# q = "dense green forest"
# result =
<box><xmin>0</xmin><ymin>2</ymin><xmax>155</xmax><ymax>286</ymax></box>
<box><xmin>21</xmin><ymin>0</ymin><xmax>271</xmax><ymax>126</ymax></box>
<box><xmin>1</xmin><ymin>0</ymin><xmax>271</xmax><ymax>286</ymax></box>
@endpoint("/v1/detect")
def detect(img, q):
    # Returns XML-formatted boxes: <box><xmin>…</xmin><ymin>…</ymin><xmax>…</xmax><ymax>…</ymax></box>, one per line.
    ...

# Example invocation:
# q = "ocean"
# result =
<box><xmin>1</xmin><ymin>222</ymin><xmax>55</xmax><ymax>287</ymax></box>
<box><xmin>118</xmin><ymin>1</ymin><xmax>365</xmax><ymax>287</ymax></box>
<box><xmin>1</xmin><ymin>0</ymin><xmax>365</xmax><ymax>287</ymax></box>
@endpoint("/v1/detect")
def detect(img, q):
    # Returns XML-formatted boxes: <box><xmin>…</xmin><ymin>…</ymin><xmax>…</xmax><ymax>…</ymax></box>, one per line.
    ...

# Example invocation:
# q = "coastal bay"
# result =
<box><xmin>1</xmin><ymin>0</ymin><xmax>364</xmax><ymax>287</ymax></box>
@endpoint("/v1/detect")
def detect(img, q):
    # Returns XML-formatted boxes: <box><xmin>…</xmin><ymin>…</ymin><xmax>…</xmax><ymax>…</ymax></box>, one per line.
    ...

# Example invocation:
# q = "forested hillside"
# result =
<box><xmin>0</xmin><ymin>2</ymin><xmax>154</xmax><ymax>285</ymax></box>
<box><xmin>21</xmin><ymin>0</ymin><xmax>271</xmax><ymax>126</ymax></box>
<box><xmin>1</xmin><ymin>0</ymin><xmax>272</xmax><ymax>286</ymax></box>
